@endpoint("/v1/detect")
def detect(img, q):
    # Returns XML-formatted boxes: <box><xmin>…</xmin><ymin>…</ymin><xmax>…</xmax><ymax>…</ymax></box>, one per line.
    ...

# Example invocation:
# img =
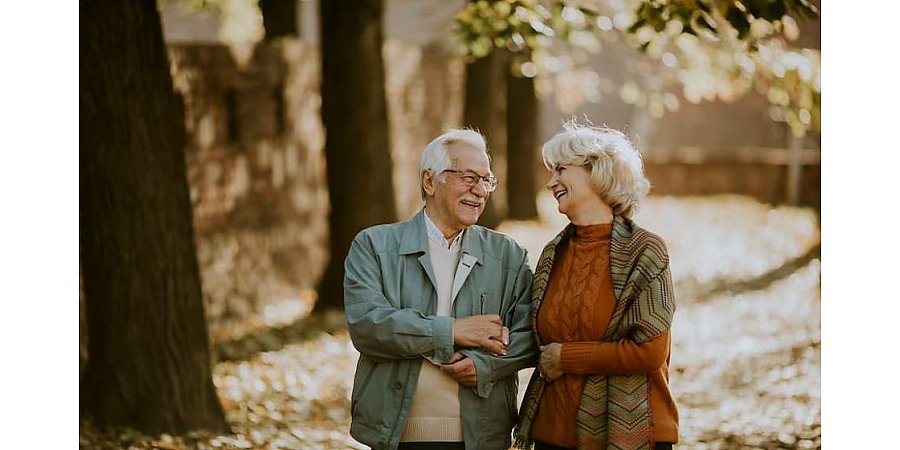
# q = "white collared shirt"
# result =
<box><xmin>423</xmin><ymin>208</ymin><xmax>464</xmax><ymax>249</ymax></box>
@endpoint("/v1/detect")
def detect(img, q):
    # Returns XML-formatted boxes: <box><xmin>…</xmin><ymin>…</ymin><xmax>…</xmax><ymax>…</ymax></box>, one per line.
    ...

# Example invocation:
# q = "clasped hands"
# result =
<box><xmin>441</xmin><ymin>314</ymin><xmax>509</xmax><ymax>387</ymax></box>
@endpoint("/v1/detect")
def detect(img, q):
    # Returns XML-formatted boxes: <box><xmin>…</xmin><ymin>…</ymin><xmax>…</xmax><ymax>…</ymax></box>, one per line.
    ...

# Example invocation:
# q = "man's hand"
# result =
<box><xmin>539</xmin><ymin>343</ymin><xmax>563</xmax><ymax>382</ymax></box>
<box><xmin>441</xmin><ymin>352</ymin><xmax>477</xmax><ymax>387</ymax></box>
<box><xmin>453</xmin><ymin>315</ymin><xmax>508</xmax><ymax>355</ymax></box>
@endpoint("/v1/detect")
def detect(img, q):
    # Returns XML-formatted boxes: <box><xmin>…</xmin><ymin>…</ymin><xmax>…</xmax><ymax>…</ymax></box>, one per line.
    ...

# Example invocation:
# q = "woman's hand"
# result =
<box><xmin>539</xmin><ymin>343</ymin><xmax>564</xmax><ymax>382</ymax></box>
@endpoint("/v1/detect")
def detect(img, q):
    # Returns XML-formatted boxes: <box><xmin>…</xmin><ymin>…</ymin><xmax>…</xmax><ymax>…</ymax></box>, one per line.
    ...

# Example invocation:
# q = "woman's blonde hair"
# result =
<box><xmin>541</xmin><ymin>120</ymin><xmax>650</xmax><ymax>218</ymax></box>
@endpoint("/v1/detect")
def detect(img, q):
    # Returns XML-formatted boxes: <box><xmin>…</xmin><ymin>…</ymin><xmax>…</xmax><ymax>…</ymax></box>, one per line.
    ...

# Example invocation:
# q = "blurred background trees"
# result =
<box><xmin>454</xmin><ymin>0</ymin><xmax>819</xmax><ymax>221</ymax></box>
<box><xmin>316</xmin><ymin>0</ymin><xmax>397</xmax><ymax>311</ymax></box>
<box><xmin>80</xmin><ymin>0</ymin><xmax>228</xmax><ymax>435</ymax></box>
<box><xmin>79</xmin><ymin>0</ymin><xmax>821</xmax><ymax>442</ymax></box>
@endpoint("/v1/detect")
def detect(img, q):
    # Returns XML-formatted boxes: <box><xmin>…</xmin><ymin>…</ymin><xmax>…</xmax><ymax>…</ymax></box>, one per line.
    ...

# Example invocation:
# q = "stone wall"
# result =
<box><xmin>166</xmin><ymin>42</ymin><xmax>327</xmax><ymax>340</ymax></box>
<box><xmin>168</xmin><ymin>39</ymin><xmax>465</xmax><ymax>340</ymax></box>
<box><xmin>645</xmin><ymin>162</ymin><xmax>820</xmax><ymax>209</ymax></box>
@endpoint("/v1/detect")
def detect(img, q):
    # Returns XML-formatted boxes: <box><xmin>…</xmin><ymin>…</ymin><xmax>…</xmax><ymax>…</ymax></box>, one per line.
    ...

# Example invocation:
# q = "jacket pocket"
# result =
<box><xmin>479</xmin><ymin>292</ymin><xmax>506</xmax><ymax>318</ymax></box>
<box><xmin>351</xmin><ymin>358</ymin><xmax>375</xmax><ymax>416</ymax></box>
<box><xmin>479</xmin><ymin>378</ymin><xmax>517</xmax><ymax>448</ymax></box>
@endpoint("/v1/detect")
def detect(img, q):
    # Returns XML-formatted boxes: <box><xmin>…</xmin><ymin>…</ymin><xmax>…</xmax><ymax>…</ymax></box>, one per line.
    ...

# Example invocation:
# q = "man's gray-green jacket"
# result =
<box><xmin>344</xmin><ymin>210</ymin><xmax>537</xmax><ymax>450</ymax></box>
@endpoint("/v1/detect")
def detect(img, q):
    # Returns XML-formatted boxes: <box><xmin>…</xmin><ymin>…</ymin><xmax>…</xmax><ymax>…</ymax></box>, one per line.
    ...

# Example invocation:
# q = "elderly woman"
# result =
<box><xmin>514</xmin><ymin>122</ymin><xmax>678</xmax><ymax>450</ymax></box>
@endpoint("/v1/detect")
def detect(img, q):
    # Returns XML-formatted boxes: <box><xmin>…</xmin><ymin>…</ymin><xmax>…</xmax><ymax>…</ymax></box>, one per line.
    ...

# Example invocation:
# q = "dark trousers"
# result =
<box><xmin>397</xmin><ymin>442</ymin><xmax>466</xmax><ymax>450</ymax></box>
<box><xmin>535</xmin><ymin>440</ymin><xmax>674</xmax><ymax>450</ymax></box>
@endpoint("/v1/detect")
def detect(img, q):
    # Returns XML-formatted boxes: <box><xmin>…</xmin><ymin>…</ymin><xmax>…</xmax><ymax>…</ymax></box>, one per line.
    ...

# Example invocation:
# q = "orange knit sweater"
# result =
<box><xmin>532</xmin><ymin>223</ymin><xmax>679</xmax><ymax>448</ymax></box>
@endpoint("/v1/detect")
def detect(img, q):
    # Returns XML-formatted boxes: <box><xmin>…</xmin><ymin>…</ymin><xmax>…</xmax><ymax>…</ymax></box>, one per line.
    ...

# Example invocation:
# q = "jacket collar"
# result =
<box><xmin>459</xmin><ymin>223</ymin><xmax>484</xmax><ymax>266</ymax></box>
<box><xmin>399</xmin><ymin>209</ymin><xmax>483</xmax><ymax>265</ymax></box>
<box><xmin>399</xmin><ymin>210</ymin><xmax>430</xmax><ymax>255</ymax></box>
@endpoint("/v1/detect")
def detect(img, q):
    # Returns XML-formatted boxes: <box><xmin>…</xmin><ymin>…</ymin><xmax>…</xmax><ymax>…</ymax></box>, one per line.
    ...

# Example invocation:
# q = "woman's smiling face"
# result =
<box><xmin>546</xmin><ymin>163</ymin><xmax>599</xmax><ymax>219</ymax></box>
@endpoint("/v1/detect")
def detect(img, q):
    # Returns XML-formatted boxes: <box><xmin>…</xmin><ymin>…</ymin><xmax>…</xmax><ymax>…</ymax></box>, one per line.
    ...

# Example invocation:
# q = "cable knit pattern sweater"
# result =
<box><xmin>531</xmin><ymin>223</ymin><xmax>678</xmax><ymax>448</ymax></box>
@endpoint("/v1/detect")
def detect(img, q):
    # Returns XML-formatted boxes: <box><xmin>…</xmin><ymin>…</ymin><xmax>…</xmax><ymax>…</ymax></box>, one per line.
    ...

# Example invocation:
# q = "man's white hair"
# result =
<box><xmin>419</xmin><ymin>128</ymin><xmax>489</xmax><ymax>199</ymax></box>
<box><xmin>541</xmin><ymin>120</ymin><xmax>651</xmax><ymax>218</ymax></box>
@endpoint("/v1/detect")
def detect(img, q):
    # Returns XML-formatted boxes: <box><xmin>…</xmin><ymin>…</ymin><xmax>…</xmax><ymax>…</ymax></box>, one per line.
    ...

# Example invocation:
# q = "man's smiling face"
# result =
<box><xmin>424</xmin><ymin>141</ymin><xmax>492</xmax><ymax>236</ymax></box>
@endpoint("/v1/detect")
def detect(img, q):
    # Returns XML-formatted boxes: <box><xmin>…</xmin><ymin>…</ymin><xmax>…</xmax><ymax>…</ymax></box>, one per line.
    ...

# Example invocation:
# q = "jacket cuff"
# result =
<box><xmin>431</xmin><ymin>315</ymin><xmax>455</xmax><ymax>364</ymax></box>
<box><xmin>459</xmin><ymin>350</ymin><xmax>495</xmax><ymax>398</ymax></box>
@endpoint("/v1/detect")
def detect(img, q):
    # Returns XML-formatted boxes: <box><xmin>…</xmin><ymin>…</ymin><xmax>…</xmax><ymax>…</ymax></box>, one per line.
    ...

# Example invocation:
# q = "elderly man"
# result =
<box><xmin>344</xmin><ymin>129</ymin><xmax>537</xmax><ymax>450</ymax></box>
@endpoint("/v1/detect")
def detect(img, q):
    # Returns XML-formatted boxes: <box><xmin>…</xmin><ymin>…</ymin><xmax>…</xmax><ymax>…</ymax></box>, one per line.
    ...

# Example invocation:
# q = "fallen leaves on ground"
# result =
<box><xmin>81</xmin><ymin>194</ymin><xmax>820</xmax><ymax>449</ymax></box>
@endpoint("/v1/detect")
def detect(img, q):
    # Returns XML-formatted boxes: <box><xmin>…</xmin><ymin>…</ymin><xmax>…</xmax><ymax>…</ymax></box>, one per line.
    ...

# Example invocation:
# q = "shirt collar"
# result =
<box><xmin>423</xmin><ymin>208</ymin><xmax>464</xmax><ymax>249</ymax></box>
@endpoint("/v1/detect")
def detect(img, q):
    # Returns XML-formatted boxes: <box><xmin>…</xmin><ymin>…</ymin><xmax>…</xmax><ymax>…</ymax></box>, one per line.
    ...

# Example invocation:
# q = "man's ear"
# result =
<box><xmin>422</xmin><ymin>170</ymin><xmax>437</xmax><ymax>197</ymax></box>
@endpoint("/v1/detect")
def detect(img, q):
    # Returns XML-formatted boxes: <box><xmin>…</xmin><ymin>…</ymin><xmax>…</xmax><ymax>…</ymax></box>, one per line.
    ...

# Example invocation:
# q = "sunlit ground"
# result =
<box><xmin>81</xmin><ymin>193</ymin><xmax>821</xmax><ymax>450</ymax></box>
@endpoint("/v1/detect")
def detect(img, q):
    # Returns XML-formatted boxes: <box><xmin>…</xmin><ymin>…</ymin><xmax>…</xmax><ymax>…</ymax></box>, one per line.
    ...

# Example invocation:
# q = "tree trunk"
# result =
<box><xmin>260</xmin><ymin>0</ymin><xmax>298</xmax><ymax>40</ymax></box>
<box><xmin>506</xmin><ymin>61</ymin><xmax>540</xmax><ymax>220</ymax></box>
<box><xmin>316</xmin><ymin>0</ymin><xmax>396</xmax><ymax>311</ymax></box>
<box><xmin>463</xmin><ymin>50</ymin><xmax>508</xmax><ymax>229</ymax></box>
<box><xmin>80</xmin><ymin>0</ymin><xmax>229</xmax><ymax>435</ymax></box>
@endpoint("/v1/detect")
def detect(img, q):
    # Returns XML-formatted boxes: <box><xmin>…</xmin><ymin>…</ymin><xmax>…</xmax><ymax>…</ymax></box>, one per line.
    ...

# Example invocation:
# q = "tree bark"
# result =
<box><xmin>463</xmin><ymin>50</ymin><xmax>508</xmax><ymax>229</ymax></box>
<box><xmin>260</xmin><ymin>0</ymin><xmax>298</xmax><ymax>40</ymax></box>
<box><xmin>316</xmin><ymin>0</ymin><xmax>396</xmax><ymax>311</ymax></box>
<box><xmin>80</xmin><ymin>0</ymin><xmax>229</xmax><ymax>435</ymax></box>
<box><xmin>506</xmin><ymin>61</ymin><xmax>540</xmax><ymax>220</ymax></box>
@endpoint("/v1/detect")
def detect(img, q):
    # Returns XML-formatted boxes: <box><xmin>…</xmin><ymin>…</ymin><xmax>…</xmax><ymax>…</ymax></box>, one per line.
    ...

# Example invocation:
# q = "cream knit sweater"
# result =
<box><xmin>400</xmin><ymin>237</ymin><xmax>464</xmax><ymax>442</ymax></box>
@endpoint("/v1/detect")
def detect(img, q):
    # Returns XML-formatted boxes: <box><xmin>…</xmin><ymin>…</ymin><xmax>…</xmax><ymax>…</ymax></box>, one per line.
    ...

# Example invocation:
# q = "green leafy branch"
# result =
<box><xmin>452</xmin><ymin>0</ymin><xmax>820</xmax><ymax>136</ymax></box>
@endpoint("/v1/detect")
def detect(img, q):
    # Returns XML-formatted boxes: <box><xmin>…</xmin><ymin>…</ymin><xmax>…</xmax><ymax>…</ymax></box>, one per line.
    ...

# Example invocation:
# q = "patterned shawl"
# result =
<box><xmin>514</xmin><ymin>215</ymin><xmax>675</xmax><ymax>450</ymax></box>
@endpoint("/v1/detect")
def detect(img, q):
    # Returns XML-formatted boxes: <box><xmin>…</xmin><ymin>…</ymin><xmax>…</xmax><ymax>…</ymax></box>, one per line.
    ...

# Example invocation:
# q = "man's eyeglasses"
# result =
<box><xmin>441</xmin><ymin>169</ymin><xmax>499</xmax><ymax>193</ymax></box>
